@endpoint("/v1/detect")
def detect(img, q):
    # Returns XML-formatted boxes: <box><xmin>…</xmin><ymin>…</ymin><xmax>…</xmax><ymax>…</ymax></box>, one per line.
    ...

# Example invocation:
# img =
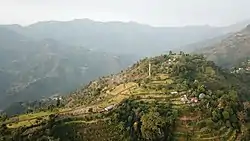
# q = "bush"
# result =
<box><xmin>88</xmin><ymin>108</ymin><xmax>93</xmax><ymax>113</ymax></box>
<box><xmin>197</xmin><ymin>121</ymin><xmax>206</xmax><ymax>129</ymax></box>
<box><xmin>156</xmin><ymin>76</ymin><xmax>161</xmax><ymax>81</ymax></box>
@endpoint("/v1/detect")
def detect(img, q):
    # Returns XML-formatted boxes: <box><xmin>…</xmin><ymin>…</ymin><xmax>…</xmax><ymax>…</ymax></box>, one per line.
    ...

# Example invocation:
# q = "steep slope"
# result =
<box><xmin>0</xmin><ymin>27</ymin><xmax>136</xmax><ymax>110</ymax></box>
<box><xmin>178</xmin><ymin>33</ymin><xmax>232</xmax><ymax>53</ymax></box>
<box><xmin>3</xmin><ymin>19</ymin><xmax>247</xmax><ymax>56</ymax></box>
<box><xmin>195</xmin><ymin>25</ymin><xmax>250</xmax><ymax>68</ymax></box>
<box><xmin>177</xmin><ymin>20</ymin><xmax>250</xmax><ymax>53</ymax></box>
<box><xmin>1</xmin><ymin>53</ymin><xmax>249</xmax><ymax>141</ymax></box>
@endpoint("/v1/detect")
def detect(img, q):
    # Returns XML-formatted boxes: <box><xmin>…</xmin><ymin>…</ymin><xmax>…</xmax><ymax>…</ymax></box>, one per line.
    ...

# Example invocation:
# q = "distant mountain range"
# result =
<box><xmin>3</xmin><ymin>19</ymin><xmax>250</xmax><ymax>56</ymax></box>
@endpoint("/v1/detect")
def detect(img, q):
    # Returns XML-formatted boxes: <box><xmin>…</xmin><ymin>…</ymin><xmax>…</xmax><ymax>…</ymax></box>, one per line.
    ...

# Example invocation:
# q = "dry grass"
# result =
<box><xmin>157</xmin><ymin>74</ymin><xmax>169</xmax><ymax>80</ymax></box>
<box><xmin>20</xmin><ymin>111</ymin><xmax>52</xmax><ymax>120</ymax></box>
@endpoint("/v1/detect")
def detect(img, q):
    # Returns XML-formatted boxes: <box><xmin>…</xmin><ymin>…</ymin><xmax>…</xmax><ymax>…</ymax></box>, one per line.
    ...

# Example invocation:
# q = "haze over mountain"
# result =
<box><xmin>3</xmin><ymin>19</ymin><xmax>250</xmax><ymax>56</ymax></box>
<box><xmin>1</xmin><ymin>18</ymin><xmax>250</xmax><ymax>110</ymax></box>
<box><xmin>1</xmin><ymin>1</ymin><xmax>250</xmax><ymax>140</ymax></box>
<box><xmin>0</xmin><ymin>26</ymin><xmax>137</xmax><ymax>109</ymax></box>
<box><xmin>194</xmin><ymin>24</ymin><xmax>250</xmax><ymax>68</ymax></box>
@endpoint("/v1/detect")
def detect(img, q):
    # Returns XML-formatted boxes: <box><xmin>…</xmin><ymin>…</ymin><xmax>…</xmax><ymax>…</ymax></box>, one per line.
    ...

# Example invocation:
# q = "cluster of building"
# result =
<box><xmin>180</xmin><ymin>93</ymin><xmax>206</xmax><ymax>104</ymax></box>
<box><xmin>170</xmin><ymin>91</ymin><xmax>204</xmax><ymax>104</ymax></box>
<box><xmin>232</xmin><ymin>60</ymin><xmax>250</xmax><ymax>73</ymax></box>
<box><xmin>232</xmin><ymin>67</ymin><xmax>250</xmax><ymax>73</ymax></box>
<box><xmin>40</xmin><ymin>95</ymin><xmax>63</xmax><ymax>102</ymax></box>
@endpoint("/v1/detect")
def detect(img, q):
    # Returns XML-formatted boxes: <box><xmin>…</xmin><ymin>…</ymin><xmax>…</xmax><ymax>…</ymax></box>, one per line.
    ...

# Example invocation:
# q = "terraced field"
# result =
<box><xmin>1</xmin><ymin>77</ymin><xmax>239</xmax><ymax>140</ymax></box>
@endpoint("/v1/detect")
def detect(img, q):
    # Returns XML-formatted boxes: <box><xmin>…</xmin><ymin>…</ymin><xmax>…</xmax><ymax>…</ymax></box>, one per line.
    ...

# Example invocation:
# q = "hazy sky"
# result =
<box><xmin>1</xmin><ymin>0</ymin><xmax>250</xmax><ymax>26</ymax></box>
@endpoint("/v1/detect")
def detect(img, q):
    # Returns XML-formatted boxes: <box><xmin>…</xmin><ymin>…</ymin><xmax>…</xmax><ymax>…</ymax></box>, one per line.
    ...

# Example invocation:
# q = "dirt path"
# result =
<box><xmin>179</xmin><ymin>115</ymin><xmax>200</xmax><ymax>121</ymax></box>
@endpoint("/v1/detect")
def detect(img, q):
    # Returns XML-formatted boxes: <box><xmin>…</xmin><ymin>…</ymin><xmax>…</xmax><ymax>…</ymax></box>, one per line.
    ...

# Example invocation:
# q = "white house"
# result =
<box><xmin>170</xmin><ymin>91</ymin><xmax>178</xmax><ymax>95</ymax></box>
<box><xmin>181</xmin><ymin>95</ymin><xmax>189</xmax><ymax>103</ymax></box>
<box><xmin>199</xmin><ymin>93</ymin><xmax>206</xmax><ymax>99</ymax></box>
<box><xmin>104</xmin><ymin>105</ymin><xmax>115</xmax><ymax>111</ymax></box>
<box><xmin>50</xmin><ymin>96</ymin><xmax>62</xmax><ymax>101</ymax></box>
<box><xmin>181</xmin><ymin>97</ymin><xmax>186</xmax><ymax>103</ymax></box>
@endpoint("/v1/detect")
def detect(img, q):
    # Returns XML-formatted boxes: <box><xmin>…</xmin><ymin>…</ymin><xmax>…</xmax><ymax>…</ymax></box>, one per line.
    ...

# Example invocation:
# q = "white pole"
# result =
<box><xmin>149</xmin><ymin>61</ymin><xmax>151</xmax><ymax>77</ymax></box>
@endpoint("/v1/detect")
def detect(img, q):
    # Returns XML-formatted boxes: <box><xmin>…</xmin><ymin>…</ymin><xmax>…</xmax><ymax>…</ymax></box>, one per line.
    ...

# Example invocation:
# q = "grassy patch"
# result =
<box><xmin>132</xmin><ymin>87</ymin><xmax>148</xmax><ymax>94</ymax></box>
<box><xmin>166</xmin><ymin>79</ymin><xmax>174</xmax><ymax>84</ymax></box>
<box><xmin>17</xmin><ymin>111</ymin><xmax>53</xmax><ymax>121</ymax></box>
<box><xmin>7</xmin><ymin>116</ymin><xmax>48</xmax><ymax>128</ymax></box>
<box><xmin>6</xmin><ymin>111</ymin><xmax>53</xmax><ymax>128</ymax></box>
<box><xmin>151</xmin><ymin>80</ymin><xmax>167</xmax><ymax>84</ymax></box>
<box><xmin>7</xmin><ymin>119</ymin><xmax>36</xmax><ymax>128</ymax></box>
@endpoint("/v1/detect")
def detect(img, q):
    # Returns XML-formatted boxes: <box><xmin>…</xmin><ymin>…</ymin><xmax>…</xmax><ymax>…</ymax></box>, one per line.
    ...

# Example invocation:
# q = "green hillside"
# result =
<box><xmin>1</xmin><ymin>53</ymin><xmax>250</xmax><ymax>141</ymax></box>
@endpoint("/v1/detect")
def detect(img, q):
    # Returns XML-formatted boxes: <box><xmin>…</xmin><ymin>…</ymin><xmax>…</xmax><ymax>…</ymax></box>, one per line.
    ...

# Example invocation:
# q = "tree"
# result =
<box><xmin>197</xmin><ymin>85</ymin><xmax>206</xmax><ymax>93</ymax></box>
<box><xmin>118</xmin><ymin>122</ymin><xmax>125</xmax><ymax>131</ymax></box>
<box><xmin>230</xmin><ymin>114</ymin><xmax>238</xmax><ymax>123</ymax></box>
<box><xmin>127</xmin><ymin>116</ymin><xmax>133</xmax><ymax>126</ymax></box>
<box><xmin>56</xmin><ymin>98</ymin><xmax>61</xmax><ymax>107</ymax></box>
<box><xmin>88</xmin><ymin>108</ymin><xmax>93</xmax><ymax>113</ymax></box>
<box><xmin>0</xmin><ymin>114</ymin><xmax>7</xmax><ymax>122</ymax></box>
<box><xmin>237</xmin><ymin>111</ymin><xmax>247</xmax><ymax>123</ymax></box>
<box><xmin>179</xmin><ymin>51</ymin><xmax>184</xmax><ymax>55</ymax></box>
<box><xmin>212</xmin><ymin>110</ymin><xmax>220</xmax><ymax>121</ymax></box>
<box><xmin>0</xmin><ymin>123</ymin><xmax>7</xmax><ymax>135</ymax></box>
<box><xmin>228</xmin><ymin>90</ymin><xmax>238</xmax><ymax>102</ymax></box>
<box><xmin>141</xmin><ymin>110</ymin><xmax>166</xmax><ymax>140</ymax></box>
<box><xmin>222</xmin><ymin>111</ymin><xmax>230</xmax><ymax>120</ymax></box>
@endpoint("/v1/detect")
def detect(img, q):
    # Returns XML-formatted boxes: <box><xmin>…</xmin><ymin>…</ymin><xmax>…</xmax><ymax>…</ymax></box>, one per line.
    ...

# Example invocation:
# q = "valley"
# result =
<box><xmin>0</xmin><ymin>27</ymin><xmax>136</xmax><ymax>110</ymax></box>
<box><xmin>0</xmin><ymin>19</ymin><xmax>250</xmax><ymax>141</ymax></box>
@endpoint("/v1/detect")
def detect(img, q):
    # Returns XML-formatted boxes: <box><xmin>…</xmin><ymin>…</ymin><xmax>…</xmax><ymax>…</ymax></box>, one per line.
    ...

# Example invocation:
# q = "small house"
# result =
<box><xmin>181</xmin><ymin>95</ymin><xmax>189</xmax><ymax>103</ymax></box>
<box><xmin>183</xmin><ymin>95</ymin><xmax>188</xmax><ymax>100</ymax></box>
<box><xmin>190</xmin><ymin>97</ymin><xmax>198</xmax><ymax>103</ymax></box>
<box><xmin>104</xmin><ymin>105</ymin><xmax>115</xmax><ymax>111</ymax></box>
<box><xmin>236</xmin><ymin>68</ymin><xmax>244</xmax><ymax>73</ymax></box>
<box><xmin>199</xmin><ymin>93</ymin><xmax>206</xmax><ymax>99</ymax></box>
<box><xmin>194</xmin><ymin>80</ymin><xmax>198</xmax><ymax>83</ymax></box>
<box><xmin>181</xmin><ymin>97</ymin><xmax>186</xmax><ymax>103</ymax></box>
<box><xmin>50</xmin><ymin>96</ymin><xmax>62</xmax><ymax>101</ymax></box>
<box><xmin>170</xmin><ymin>91</ymin><xmax>178</xmax><ymax>95</ymax></box>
